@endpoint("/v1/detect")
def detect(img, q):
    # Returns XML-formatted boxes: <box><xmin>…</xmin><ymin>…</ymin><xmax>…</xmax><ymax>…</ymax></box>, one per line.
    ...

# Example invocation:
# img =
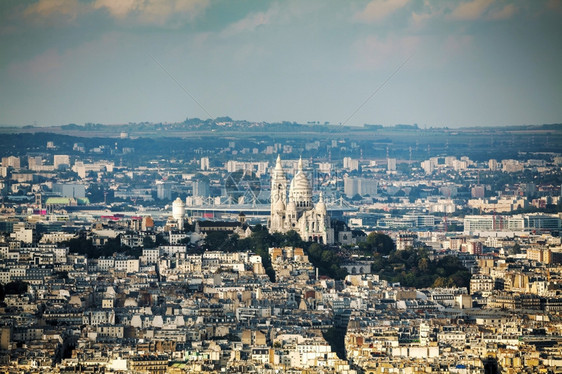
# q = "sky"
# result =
<box><xmin>0</xmin><ymin>0</ymin><xmax>561</xmax><ymax>128</ymax></box>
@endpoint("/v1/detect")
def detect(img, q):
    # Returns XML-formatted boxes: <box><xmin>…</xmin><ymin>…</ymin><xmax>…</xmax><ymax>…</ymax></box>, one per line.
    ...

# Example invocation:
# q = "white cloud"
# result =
<box><xmin>94</xmin><ymin>0</ymin><xmax>210</xmax><ymax>25</ymax></box>
<box><xmin>450</xmin><ymin>0</ymin><xmax>493</xmax><ymax>21</ymax></box>
<box><xmin>21</xmin><ymin>0</ymin><xmax>209</xmax><ymax>26</ymax></box>
<box><xmin>221</xmin><ymin>5</ymin><xmax>279</xmax><ymax>37</ymax></box>
<box><xmin>410</xmin><ymin>1</ymin><xmax>446</xmax><ymax>29</ymax></box>
<box><xmin>93</xmin><ymin>0</ymin><xmax>138</xmax><ymax>19</ymax></box>
<box><xmin>488</xmin><ymin>3</ymin><xmax>517</xmax><ymax>20</ymax></box>
<box><xmin>354</xmin><ymin>0</ymin><xmax>410</xmax><ymax>23</ymax></box>
<box><xmin>23</xmin><ymin>0</ymin><xmax>86</xmax><ymax>24</ymax></box>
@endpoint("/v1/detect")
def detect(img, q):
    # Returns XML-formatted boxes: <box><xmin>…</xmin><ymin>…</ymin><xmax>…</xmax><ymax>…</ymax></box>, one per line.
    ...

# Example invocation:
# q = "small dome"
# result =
<box><xmin>287</xmin><ymin>201</ymin><xmax>297</xmax><ymax>212</ymax></box>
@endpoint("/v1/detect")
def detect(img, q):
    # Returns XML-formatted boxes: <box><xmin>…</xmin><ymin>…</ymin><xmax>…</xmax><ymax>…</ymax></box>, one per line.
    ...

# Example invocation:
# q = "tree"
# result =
<box><xmin>203</xmin><ymin>231</ymin><xmax>230</xmax><ymax>251</ymax></box>
<box><xmin>86</xmin><ymin>183</ymin><xmax>106</xmax><ymax>203</ymax></box>
<box><xmin>143</xmin><ymin>236</ymin><xmax>156</xmax><ymax>248</ymax></box>
<box><xmin>433</xmin><ymin>277</ymin><xmax>454</xmax><ymax>288</ymax></box>
<box><xmin>4</xmin><ymin>280</ymin><xmax>28</xmax><ymax>295</ymax></box>
<box><xmin>418</xmin><ymin>258</ymin><xmax>429</xmax><ymax>272</ymax></box>
<box><xmin>508</xmin><ymin>243</ymin><xmax>521</xmax><ymax>255</ymax></box>
<box><xmin>362</xmin><ymin>232</ymin><xmax>395</xmax><ymax>256</ymax></box>
<box><xmin>282</xmin><ymin>230</ymin><xmax>305</xmax><ymax>248</ymax></box>
<box><xmin>155</xmin><ymin>233</ymin><xmax>169</xmax><ymax>246</ymax></box>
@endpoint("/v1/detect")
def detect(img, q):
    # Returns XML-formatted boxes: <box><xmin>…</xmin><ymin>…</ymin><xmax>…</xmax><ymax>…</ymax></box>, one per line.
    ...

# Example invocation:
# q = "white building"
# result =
<box><xmin>268</xmin><ymin>156</ymin><xmax>334</xmax><ymax>244</ymax></box>
<box><xmin>344</xmin><ymin>177</ymin><xmax>377</xmax><ymax>198</ymax></box>
<box><xmin>200</xmin><ymin>157</ymin><xmax>210</xmax><ymax>171</ymax></box>
<box><xmin>54</xmin><ymin>155</ymin><xmax>70</xmax><ymax>169</ymax></box>
<box><xmin>172</xmin><ymin>197</ymin><xmax>186</xmax><ymax>230</ymax></box>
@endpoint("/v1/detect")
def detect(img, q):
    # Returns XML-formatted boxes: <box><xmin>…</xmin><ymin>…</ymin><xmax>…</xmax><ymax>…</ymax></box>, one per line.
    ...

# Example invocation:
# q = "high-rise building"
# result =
<box><xmin>344</xmin><ymin>177</ymin><xmax>359</xmax><ymax>198</ymax></box>
<box><xmin>53</xmin><ymin>183</ymin><xmax>86</xmax><ymax>198</ymax></box>
<box><xmin>192</xmin><ymin>180</ymin><xmax>210</xmax><ymax>198</ymax></box>
<box><xmin>54</xmin><ymin>155</ymin><xmax>70</xmax><ymax>169</ymax></box>
<box><xmin>200</xmin><ymin>157</ymin><xmax>210</xmax><ymax>171</ymax></box>
<box><xmin>471</xmin><ymin>185</ymin><xmax>485</xmax><ymax>198</ymax></box>
<box><xmin>1</xmin><ymin>156</ymin><xmax>20</xmax><ymax>169</ymax></box>
<box><xmin>268</xmin><ymin>156</ymin><xmax>334</xmax><ymax>244</ymax></box>
<box><xmin>344</xmin><ymin>177</ymin><xmax>377</xmax><ymax>198</ymax></box>
<box><xmin>421</xmin><ymin>160</ymin><xmax>434</xmax><ymax>174</ymax></box>
<box><xmin>387</xmin><ymin>158</ymin><xmax>397</xmax><ymax>172</ymax></box>
<box><xmin>28</xmin><ymin>156</ymin><xmax>42</xmax><ymax>170</ymax></box>
<box><xmin>343</xmin><ymin>157</ymin><xmax>359</xmax><ymax>171</ymax></box>
<box><xmin>156</xmin><ymin>182</ymin><xmax>172</xmax><ymax>200</ymax></box>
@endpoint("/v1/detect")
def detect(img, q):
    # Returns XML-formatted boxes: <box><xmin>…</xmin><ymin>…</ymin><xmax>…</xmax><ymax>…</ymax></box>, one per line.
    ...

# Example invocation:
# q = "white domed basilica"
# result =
<box><xmin>268</xmin><ymin>155</ymin><xmax>334</xmax><ymax>244</ymax></box>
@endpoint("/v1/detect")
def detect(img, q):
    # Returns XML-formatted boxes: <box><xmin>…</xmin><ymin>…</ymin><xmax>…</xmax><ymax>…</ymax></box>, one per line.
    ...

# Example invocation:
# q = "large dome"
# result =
<box><xmin>291</xmin><ymin>171</ymin><xmax>310</xmax><ymax>193</ymax></box>
<box><xmin>289</xmin><ymin>157</ymin><xmax>312</xmax><ymax>207</ymax></box>
<box><xmin>287</xmin><ymin>200</ymin><xmax>296</xmax><ymax>212</ymax></box>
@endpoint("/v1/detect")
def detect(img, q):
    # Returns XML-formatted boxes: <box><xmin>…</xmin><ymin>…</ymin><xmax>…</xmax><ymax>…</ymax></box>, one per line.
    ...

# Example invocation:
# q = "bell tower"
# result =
<box><xmin>269</xmin><ymin>155</ymin><xmax>287</xmax><ymax>232</ymax></box>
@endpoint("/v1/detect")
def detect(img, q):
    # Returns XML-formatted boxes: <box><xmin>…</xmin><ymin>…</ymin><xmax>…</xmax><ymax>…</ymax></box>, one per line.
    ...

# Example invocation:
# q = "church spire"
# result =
<box><xmin>275</xmin><ymin>154</ymin><xmax>282</xmax><ymax>170</ymax></box>
<box><xmin>297</xmin><ymin>156</ymin><xmax>303</xmax><ymax>172</ymax></box>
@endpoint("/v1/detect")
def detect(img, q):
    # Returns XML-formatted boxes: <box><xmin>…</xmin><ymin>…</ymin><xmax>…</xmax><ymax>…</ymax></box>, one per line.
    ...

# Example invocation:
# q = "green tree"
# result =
<box><xmin>4</xmin><ymin>280</ymin><xmax>28</xmax><ymax>295</ymax></box>
<box><xmin>143</xmin><ymin>235</ymin><xmax>156</xmax><ymax>248</ymax></box>
<box><xmin>418</xmin><ymin>258</ymin><xmax>429</xmax><ymax>272</ymax></box>
<box><xmin>155</xmin><ymin>233</ymin><xmax>169</xmax><ymax>246</ymax></box>
<box><xmin>362</xmin><ymin>232</ymin><xmax>395</xmax><ymax>256</ymax></box>
<box><xmin>203</xmin><ymin>231</ymin><xmax>230</xmax><ymax>251</ymax></box>
<box><xmin>508</xmin><ymin>243</ymin><xmax>521</xmax><ymax>255</ymax></box>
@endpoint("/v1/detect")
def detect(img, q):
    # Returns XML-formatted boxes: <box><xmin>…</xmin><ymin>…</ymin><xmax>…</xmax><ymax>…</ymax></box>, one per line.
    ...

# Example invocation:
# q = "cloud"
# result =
<box><xmin>354</xmin><ymin>0</ymin><xmax>410</xmax><ymax>23</ymax></box>
<box><xmin>450</xmin><ymin>0</ymin><xmax>493</xmax><ymax>21</ymax></box>
<box><xmin>94</xmin><ymin>0</ymin><xmax>210</xmax><ymax>25</ymax></box>
<box><xmin>410</xmin><ymin>1</ymin><xmax>447</xmax><ymax>28</ymax></box>
<box><xmin>20</xmin><ymin>0</ymin><xmax>209</xmax><ymax>27</ymax></box>
<box><xmin>23</xmin><ymin>0</ymin><xmax>86</xmax><ymax>24</ymax></box>
<box><xmin>488</xmin><ymin>3</ymin><xmax>517</xmax><ymax>20</ymax></box>
<box><xmin>221</xmin><ymin>5</ymin><xmax>279</xmax><ymax>36</ymax></box>
<box><xmin>93</xmin><ymin>0</ymin><xmax>137</xmax><ymax>19</ymax></box>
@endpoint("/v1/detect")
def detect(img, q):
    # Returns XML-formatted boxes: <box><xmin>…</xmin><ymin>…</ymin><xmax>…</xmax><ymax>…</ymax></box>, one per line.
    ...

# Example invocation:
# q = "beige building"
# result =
<box><xmin>268</xmin><ymin>156</ymin><xmax>334</xmax><ymax>244</ymax></box>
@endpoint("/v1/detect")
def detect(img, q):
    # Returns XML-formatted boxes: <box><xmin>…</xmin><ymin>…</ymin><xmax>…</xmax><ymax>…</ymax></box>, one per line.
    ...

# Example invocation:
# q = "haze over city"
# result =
<box><xmin>3</xmin><ymin>2</ymin><xmax>562</xmax><ymax>373</ymax></box>
<box><xmin>1</xmin><ymin>0</ymin><xmax>561</xmax><ymax>127</ymax></box>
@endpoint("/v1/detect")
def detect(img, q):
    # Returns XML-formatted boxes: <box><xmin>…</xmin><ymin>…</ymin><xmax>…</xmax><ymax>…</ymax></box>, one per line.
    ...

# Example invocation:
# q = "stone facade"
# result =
<box><xmin>268</xmin><ymin>156</ymin><xmax>334</xmax><ymax>244</ymax></box>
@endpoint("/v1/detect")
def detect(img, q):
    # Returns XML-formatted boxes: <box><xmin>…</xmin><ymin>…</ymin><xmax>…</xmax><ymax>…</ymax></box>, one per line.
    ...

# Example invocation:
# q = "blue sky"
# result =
<box><xmin>0</xmin><ymin>0</ymin><xmax>561</xmax><ymax>127</ymax></box>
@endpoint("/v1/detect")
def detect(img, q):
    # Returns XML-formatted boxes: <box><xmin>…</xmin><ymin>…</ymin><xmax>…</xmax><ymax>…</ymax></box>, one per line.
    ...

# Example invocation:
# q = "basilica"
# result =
<box><xmin>268</xmin><ymin>155</ymin><xmax>334</xmax><ymax>244</ymax></box>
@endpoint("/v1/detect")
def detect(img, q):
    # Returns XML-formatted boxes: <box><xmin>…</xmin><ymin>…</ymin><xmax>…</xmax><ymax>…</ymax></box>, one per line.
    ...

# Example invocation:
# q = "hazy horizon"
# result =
<box><xmin>1</xmin><ymin>0</ymin><xmax>561</xmax><ymax>128</ymax></box>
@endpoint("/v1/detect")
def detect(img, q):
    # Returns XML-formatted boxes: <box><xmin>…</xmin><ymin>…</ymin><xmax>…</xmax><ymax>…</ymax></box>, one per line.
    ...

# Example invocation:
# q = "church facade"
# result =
<box><xmin>268</xmin><ymin>155</ymin><xmax>334</xmax><ymax>244</ymax></box>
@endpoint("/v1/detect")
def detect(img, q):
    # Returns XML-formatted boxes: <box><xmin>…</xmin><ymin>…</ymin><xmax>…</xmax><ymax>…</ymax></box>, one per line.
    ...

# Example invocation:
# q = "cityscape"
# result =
<box><xmin>1</xmin><ymin>1</ymin><xmax>562</xmax><ymax>373</ymax></box>
<box><xmin>0</xmin><ymin>120</ymin><xmax>561</xmax><ymax>373</ymax></box>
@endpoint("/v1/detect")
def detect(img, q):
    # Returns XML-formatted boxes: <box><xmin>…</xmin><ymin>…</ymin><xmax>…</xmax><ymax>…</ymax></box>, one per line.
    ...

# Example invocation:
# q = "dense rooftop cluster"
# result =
<box><xmin>0</xmin><ymin>125</ymin><xmax>561</xmax><ymax>372</ymax></box>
